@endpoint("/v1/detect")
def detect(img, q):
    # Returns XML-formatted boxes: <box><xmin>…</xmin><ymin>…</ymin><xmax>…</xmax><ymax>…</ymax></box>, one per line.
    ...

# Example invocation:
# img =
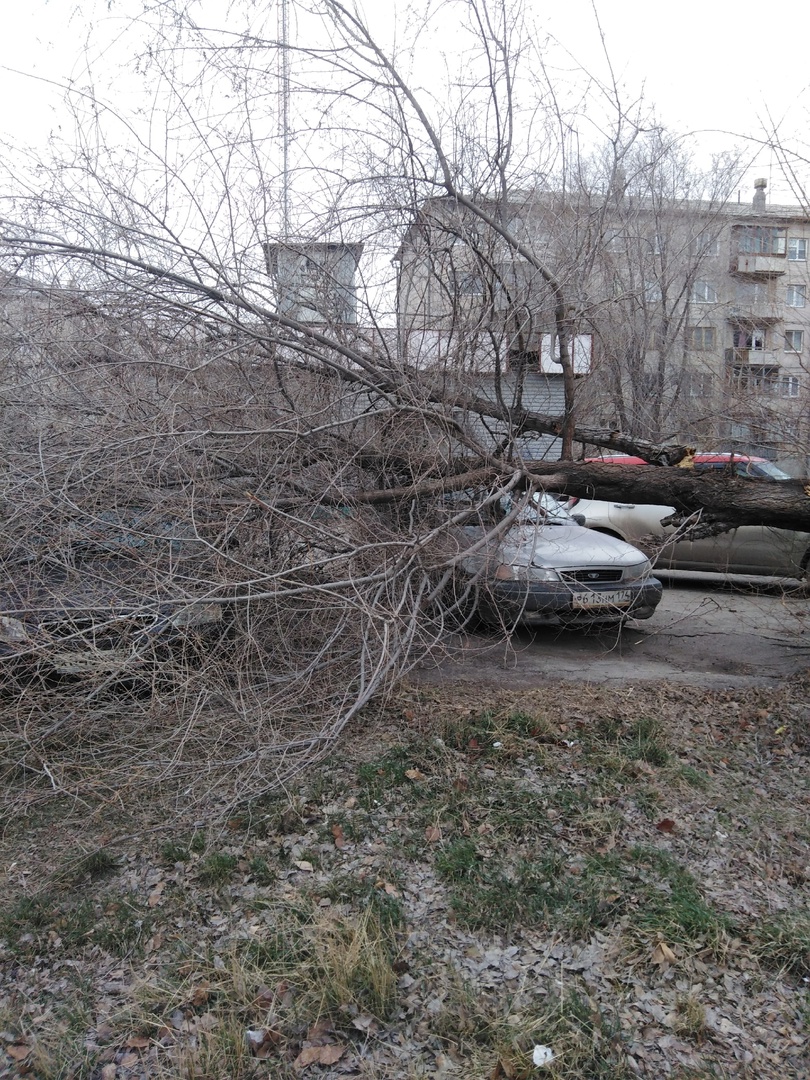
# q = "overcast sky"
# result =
<box><xmin>550</xmin><ymin>0</ymin><xmax>810</xmax><ymax>199</ymax></box>
<box><xmin>1</xmin><ymin>0</ymin><xmax>808</xmax><ymax>202</ymax></box>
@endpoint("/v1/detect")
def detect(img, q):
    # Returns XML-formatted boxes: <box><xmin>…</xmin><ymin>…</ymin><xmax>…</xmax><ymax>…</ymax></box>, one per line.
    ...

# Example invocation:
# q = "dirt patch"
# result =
<box><xmin>1</xmin><ymin>677</ymin><xmax>809</xmax><ymax>1078</ymax></box>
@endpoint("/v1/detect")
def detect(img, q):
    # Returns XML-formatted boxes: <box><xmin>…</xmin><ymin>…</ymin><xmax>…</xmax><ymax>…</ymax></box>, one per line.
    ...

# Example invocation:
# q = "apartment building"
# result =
<box><xmin>394</xmin><ymin>182</ymin><xmax>810</xmax><ymax>472</ymax></box>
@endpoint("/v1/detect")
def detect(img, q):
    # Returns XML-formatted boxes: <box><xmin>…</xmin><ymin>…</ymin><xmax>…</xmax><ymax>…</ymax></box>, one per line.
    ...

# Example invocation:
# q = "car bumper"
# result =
<box><xmin>477</xmin><ymin>577</ymin><xmax>663</xmax><ymax>626</ymax></box>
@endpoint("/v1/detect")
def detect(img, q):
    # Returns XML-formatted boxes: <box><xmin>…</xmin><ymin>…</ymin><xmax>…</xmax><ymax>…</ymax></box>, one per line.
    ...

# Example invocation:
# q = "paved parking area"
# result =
<box><xmin>416</xmin><ymin>579</ymin><xmax>810</xmax><ymax>689</ymax></box>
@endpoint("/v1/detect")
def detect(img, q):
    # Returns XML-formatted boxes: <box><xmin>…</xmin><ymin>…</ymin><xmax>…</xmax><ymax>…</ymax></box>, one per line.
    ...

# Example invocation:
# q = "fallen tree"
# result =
<box><xmin>0</xmin><ymin>0</ymin><xmax>805</xmax><ymax>825</ymax></box>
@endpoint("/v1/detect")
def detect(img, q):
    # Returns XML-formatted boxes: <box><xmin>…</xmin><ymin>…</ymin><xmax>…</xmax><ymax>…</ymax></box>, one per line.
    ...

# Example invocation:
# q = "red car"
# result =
<box><xmin>585</xmin><ymin>452</ymin><xmax>791</xmax><ymax>480</ymax></box>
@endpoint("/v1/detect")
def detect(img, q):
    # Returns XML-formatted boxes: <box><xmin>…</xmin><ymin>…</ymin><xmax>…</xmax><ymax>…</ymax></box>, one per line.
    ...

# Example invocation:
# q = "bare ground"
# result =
<box><xmin>1</xmin><ymin>667</ymin><xmax>809</xmax><ymax>1079</ymax></box>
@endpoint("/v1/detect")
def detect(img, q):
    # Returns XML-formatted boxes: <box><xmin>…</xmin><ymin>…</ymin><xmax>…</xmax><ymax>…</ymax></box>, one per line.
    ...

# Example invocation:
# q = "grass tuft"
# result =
<box><xmin>755</xmin><ymin>909</ymin><xmax>810</xmax><ymax>975</ymax></box>
<box><xmin>198</xmin><ymin>852</ymin><xmax>239</xmax><ymax>884</ymax></box>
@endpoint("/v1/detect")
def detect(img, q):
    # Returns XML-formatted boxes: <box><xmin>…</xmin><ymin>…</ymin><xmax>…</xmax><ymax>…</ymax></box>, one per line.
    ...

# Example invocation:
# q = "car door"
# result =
<box><xmin>668</xmin><ymin>462</ymin><xmax>809</xmax><ymax>575</ymax></box>
<box><xmin>670</xmin><ymin>525</ymin><xmax>808</xmax><ymax>575</ymax></box>
<box><xmin>604</xmin><ymin>500</ymin><xmax>678</xmax><ymax>554</ymax></box>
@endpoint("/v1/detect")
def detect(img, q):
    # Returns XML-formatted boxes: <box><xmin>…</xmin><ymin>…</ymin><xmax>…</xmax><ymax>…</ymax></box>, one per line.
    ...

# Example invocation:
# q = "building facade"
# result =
<box><xmin>394</xmin><ymin>182</ymin><xmax>810</xmax><ymax>473</ymax></box>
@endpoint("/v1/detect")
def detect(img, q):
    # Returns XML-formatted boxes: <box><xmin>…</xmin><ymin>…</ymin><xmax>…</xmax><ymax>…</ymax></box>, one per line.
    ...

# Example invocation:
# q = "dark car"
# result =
<box><xmin>0</xmin><ymin>511</ymin><xmax>226</xmax><ymax>678</ymax></box>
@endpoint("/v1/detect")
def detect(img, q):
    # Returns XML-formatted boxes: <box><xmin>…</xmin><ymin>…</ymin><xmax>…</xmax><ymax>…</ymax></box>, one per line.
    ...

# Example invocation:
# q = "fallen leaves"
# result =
<box><xmin>374</xmin><ymin>878</ymin><xmax>400</xmax><ymax>896</ymax></box>
<box><xmin>655</xmin><ymin>818</ymin><xmax>677</xmax><ymax>833</ymax></box>
<box><xmin>293</xmin><ymin>1043</ymin><xmax>346</xmax><ymax>1069</ymax></box>
<box><xmin>147</xmin><ymin>880</ymin><xmax>166</xmax><ymax>906</ymax></box>
<box><xmin>123</xmin><ymin>1034</ymin><xmax>150</xmax><ymax>1049</ymax></box>
<box><xmin>652</xmin><ymin>941</ymin><xmax>677</xmax><ymax>965</ymax></box>
<box><xmin>5</xmin><ymin>1043</ymin><xmax>30</xmax><ymax>1062</ymax></box>
<box><xmin>189</xmin><ymin>981</ymin><xmax>211</xmax><ymax>1008</ymax></box>
<box><xmin>246</xmin><ymin>1027</ymin><xmax>283</xmax><ymax>1058</ymax></box>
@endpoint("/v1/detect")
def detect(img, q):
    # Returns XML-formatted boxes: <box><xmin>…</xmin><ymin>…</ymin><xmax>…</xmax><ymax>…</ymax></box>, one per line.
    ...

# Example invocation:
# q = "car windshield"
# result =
<box><xmin>694</xmin><ymin>458</ymin><xmax>791</xmax><ymax>480</ymax></box>
<box><xmin>745</xmin><ymin>461</ymin><xmax>792</xmax><ymax>480</ymax></box>
<box><xmin>501</xmin><ymin>492</ymin><xmax>575</xmax><ymax>525</ymax></box>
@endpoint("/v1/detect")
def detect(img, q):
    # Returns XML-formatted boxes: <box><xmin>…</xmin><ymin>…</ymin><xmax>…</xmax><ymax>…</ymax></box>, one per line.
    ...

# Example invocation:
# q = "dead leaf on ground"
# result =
<box><xmin>293</xmin><ymin>860</ymin><xmax>314</xmax><ymax>872</ymax></box>
<box><xmin>373</xmin><ymin>879</ymin><xmax>400</xmax><ymax>897</ymax></box>
<box><xmin>306</xmin><ymin>1018</ymin><xmax>333</xmax><ymax>1040</ymax></box>
<box><xmin>147</xmin><ymin>880</ymin><xmax>165</xmax><ymax>907</ymax></box>
<box><xmin>352</xmin><ymin>1014</ymin><xmax>378</xmax><ymax>1033</ymax></box>
<box><xmin>405</xmin><ymin>768</ymin><xmax>425</xmax><ymax>780</ymax></box>
<box><xmin>294</xmin><ymin>1043</ymin><xmax>346</xmax><ymax>1069</ymax></box>
<box><xmin>247</xmin><ymin>1027</ymin><xmax>282</xmax><ymax>1057</ymax></box>
<box><xmin>124</xmin><ymin>1034</ymin><xmax>151</xmax><ymax>1049</ymax></box>
<box><xmin>331</xmin><ymin>823</ymin><xmax>345</xmax><ymax>848</ymax></box>
<box><xmin>655</xmin><ymin>818</ymin><xmax>677</xmax><ymax>833</ymax></box>
<box><xmin>196</xmin><ymin>1012</ymin><xmax>218</xmax><ymax>1032</ymax></box>
<box><xmin>424</xmin><ymin>825</ymin><xmax>442</xmax><ymax>843</ymax></box>
<box><xmin>253</xmin><ymin>985</ymin><xmax>275</xmax><ymax>1009</ymax></box>
<box><xmin>6</xmin><ymin>1044</ymin><xmax>30</xmax><ymax>1062</ymax></box>
<box><xmin>652</xmin><ymin>941</ymin><xmax>677</xmax><ymax>965</ymax></box>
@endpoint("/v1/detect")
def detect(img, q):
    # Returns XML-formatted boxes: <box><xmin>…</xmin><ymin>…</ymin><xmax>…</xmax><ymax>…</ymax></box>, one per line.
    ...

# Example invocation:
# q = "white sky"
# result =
<box><xmin>547</xmin><ymin>0</ymin><xmax>810</xmax><ymax>200</ymax></box>
<box><xmin>1</xmin><ymin>0</ymin><xmax>808</xmax><ymax>201</ymax></box>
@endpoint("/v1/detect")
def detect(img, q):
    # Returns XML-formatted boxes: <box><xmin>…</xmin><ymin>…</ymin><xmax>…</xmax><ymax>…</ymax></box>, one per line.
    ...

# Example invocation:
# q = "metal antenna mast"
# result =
<box><xmin>279</xmin><ymin>0</ymin><xmax>291</xmax><ymax>239</ymax></box>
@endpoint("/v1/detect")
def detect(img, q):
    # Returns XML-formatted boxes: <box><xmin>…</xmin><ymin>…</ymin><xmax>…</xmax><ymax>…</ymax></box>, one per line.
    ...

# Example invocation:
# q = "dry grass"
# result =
<box><xmin>1</xmin><ymin>679</ymin><xmax>809</xmax><ymax>1078</ymax></box>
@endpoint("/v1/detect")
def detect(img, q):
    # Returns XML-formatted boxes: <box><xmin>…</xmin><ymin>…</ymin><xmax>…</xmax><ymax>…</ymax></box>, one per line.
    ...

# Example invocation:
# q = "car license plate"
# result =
<box><xmin>572</xmin><ymin>589</ymin><xmax>633</xmax><ymax>609</ymax></box>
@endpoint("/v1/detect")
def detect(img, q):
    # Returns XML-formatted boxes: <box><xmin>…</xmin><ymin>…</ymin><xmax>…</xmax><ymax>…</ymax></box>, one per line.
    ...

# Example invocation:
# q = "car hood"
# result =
<box><xmin>472</xmin><ymin>523</ymin><xmax>649</xmax><ymax>569</ymax></box>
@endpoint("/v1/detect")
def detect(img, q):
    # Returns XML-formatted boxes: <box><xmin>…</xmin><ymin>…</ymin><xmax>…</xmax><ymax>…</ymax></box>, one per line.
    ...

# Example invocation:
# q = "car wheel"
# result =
<box><xmin>591</xmin><ymin>528</ymin><xmax>624</xmax><ymax>541</ymax></box>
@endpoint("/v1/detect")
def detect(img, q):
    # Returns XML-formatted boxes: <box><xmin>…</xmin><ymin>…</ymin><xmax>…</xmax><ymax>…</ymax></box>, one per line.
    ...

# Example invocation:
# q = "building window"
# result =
<box><xmin>737</xmin><ymin>226</ymin><xmax>787</xmax><ymax>255</ymax></box>
<box><xmin>604</xmin><ymin>230</ymin><xmax>627</xmax><ymax>252</ymax></box>
<box><xmin>643</xmin><ymin>282</ymin><xmax>662</xmax><ymax>303</ymax></box>
<box><xmin>689</xmin><ymin>233</ymin><xmax>720</xmax><ymax>257</ymax></box>
<box><xmin>786</xmin><ymin>284</ymin><xmax>806</xmax><ymax>308</ymax></box>
<box><xmin>687</xmin><ymin>326</ymin><xmax>715</xmax><ymax>350</ymax></box>
<box><xmin>729</xmin><ymin>363</ymin><xmax>780</xmax><ymax>393</ymax></box>
<box><xmin>782</xmin><ymin>374</ymin><xmax>800</xmax><ymax>398</ymax></box>
<box><xmin>733</xmin><ymin>327</ymin><xmax>766</xmax><ymax>351</ymax></box>
<box><xmin>785</xmin><ymin>330</ymin><xmax>804</xmax><ymax>352</ymax></box>
<box><xmin>735</xmin><ymin>281</ymin><xmax>769</xmax><ymax>306</ymax></box>
<box><xmin>688</xmin><ymin>371</ymin><xmax>712</xmax><ymax>397</ymax></box>
<box><xmin>788</xmin><ymin>237</ymin><xmax>808</xmax><ymax>261</ymax></box>
<box><xmin>454</xmin><ymin>271</ymin><xmax>484</xmax><ymax>295</ymax></box>
<box><xmin>691</xmin><ymin>280</ymin><xmax>717</xmax><ymax>304</ymax></box>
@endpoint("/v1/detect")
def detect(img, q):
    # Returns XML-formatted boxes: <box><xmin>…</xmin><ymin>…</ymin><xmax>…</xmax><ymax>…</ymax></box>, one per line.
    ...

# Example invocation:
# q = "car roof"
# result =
<box><xmin>692</xmin><ymin>453</ymin><xmax>767</xmax><ymax>463</ymax></box>
<box><xmin>584</xmin><ymin>452</ymin><xmax>771</xmax><ymax>466</ymax></box>
<box><xmin>584</xmin><ymin>455</ymin><xmax>649</xmax><ymax>465</ymax></box>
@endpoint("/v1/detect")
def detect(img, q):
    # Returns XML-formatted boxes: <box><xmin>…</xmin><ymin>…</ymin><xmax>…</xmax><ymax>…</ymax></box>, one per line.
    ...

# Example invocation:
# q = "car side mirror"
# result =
<box><xmin>572</xmin><ymin>514</ymin><xmax>587</xmax><ymax>526</ymax></box>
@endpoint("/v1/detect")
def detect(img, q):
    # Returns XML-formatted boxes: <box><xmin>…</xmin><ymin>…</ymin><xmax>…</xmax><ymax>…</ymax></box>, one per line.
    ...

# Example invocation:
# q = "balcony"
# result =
<box><xmin>728</xmin><ymin>303</ymin><xmax>781</xmax><ymax>323</ymax></box>
<box><xmin>725</xmin><ymin>348</ymin><xmax>780</xmax><ymax>366</ymax></box>
<box><xmin>732</xmin><ymin>254</ymin><xmax>786</xmax><ymax>275</ymax></box>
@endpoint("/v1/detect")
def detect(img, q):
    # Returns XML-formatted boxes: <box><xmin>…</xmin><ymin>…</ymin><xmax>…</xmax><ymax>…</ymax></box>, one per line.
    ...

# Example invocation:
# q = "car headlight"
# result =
<box><xmin>494</xmin><ymin>563</ymin><xmax>560</xmax><ymax>582</ymax></box>
<box><xmin>623</xmin><ymin>558</ymin><xmax>652</xmax><ymax>583</ymax></box>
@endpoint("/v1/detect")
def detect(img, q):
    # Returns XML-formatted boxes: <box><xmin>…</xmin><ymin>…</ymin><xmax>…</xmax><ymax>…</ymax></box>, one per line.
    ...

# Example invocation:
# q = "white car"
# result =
<box><xmin>566</xmin><ymin>456</ymin><xmax>810</xmax><ymax>579</ymax></box>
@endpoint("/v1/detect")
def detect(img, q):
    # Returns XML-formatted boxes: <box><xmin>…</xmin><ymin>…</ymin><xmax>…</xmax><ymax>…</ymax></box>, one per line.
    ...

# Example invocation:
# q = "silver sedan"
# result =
<box><xmin>451</xmin><ymin>493</ymin><xmax>663</xmax><ymax>628</ymax></box>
